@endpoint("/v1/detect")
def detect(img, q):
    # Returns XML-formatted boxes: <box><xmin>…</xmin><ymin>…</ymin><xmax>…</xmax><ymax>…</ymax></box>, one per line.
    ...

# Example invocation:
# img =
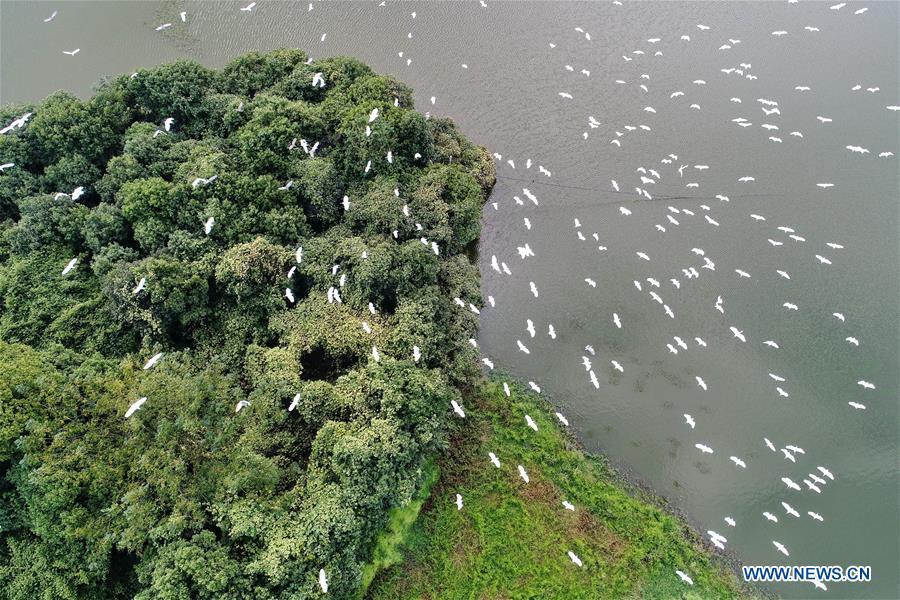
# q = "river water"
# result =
<box><xmin>2</xmin><ymin>2</ymin><xmax>898</xmax><ymax>598</ymax></box>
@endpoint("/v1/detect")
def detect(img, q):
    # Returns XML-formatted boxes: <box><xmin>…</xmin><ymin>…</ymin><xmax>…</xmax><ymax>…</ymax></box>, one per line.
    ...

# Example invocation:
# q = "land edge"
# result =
<box><xmin>360</xmin><ymin>370</ymin><xmax>769</xmax><ymax>599</ymax></box>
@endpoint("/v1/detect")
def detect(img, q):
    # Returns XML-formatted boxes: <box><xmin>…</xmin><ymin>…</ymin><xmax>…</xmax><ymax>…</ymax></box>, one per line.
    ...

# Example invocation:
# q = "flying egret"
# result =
<box><xmin>517</xmin><ymin>465</ymin><xmax>530</xmax><ymax>483</ymax></box>
<box><xmin>124</xmin><ymin>397</ymin><xmax>147</xmax><ymax>418</ymax></box>
<box><xmin>143</xmin><ymin>352</ymin><xmax>163</xmax><ymax>370</ymax></box>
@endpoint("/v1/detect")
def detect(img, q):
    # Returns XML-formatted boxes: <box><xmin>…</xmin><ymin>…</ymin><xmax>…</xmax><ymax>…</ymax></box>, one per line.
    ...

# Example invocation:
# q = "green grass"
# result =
<box><xmin>365</xmin><ymin>378</ymin><xmax>754</xmax><ymax>600</ymax></box>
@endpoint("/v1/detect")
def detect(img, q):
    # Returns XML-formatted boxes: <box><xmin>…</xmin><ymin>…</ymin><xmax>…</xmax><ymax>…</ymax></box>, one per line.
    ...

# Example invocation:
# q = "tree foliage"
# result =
<box><xmin>0</xmin><ymin>50</ymin><xmax>493</xmax><ymax>599</ymax></box>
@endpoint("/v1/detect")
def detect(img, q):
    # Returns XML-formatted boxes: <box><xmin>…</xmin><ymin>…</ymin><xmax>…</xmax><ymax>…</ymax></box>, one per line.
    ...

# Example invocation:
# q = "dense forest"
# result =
<box><xmin>0</xmin><ymin>49</ymin><xmax>494</xmax><ymax>599</ymax></box>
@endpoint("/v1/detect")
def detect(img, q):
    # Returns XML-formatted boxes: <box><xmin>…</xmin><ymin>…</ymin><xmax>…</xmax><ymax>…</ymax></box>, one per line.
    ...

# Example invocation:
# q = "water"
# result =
<box><xmin>2</xmin><ymin>2</ymin><xmax>898</xmax><ymax>597</ymax></box>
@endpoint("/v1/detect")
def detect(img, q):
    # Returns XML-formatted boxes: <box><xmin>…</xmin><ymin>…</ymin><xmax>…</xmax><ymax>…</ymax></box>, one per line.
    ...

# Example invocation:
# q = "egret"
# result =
<box><xmin>676</xmin><ymin>570</ymin><xmax>694</xmax><ymax>585</ymax></box>
<box><xmin>62</xmin><ymin>257</ymin><xmax>78</xmax><ymax>275</ymax></box>
<box><xmin>517</xmin><ymin>465</ymin><xmax>530</xmax><ymax>483</ymax></box>
<box><xmin>143</xmin><ymin>352</ymin><xmax>163</xmax><ymax>370</ymax></box>
<box><xmin>124</xmin><ymin>397</ymin><xmax>147</xmax><ymax>418</ymax></box>
<box><xmin>782</xmin><ymin>477</ymin><xmax>802</xmax><ymax>491</ymax></box>
<box><xmin>451</xmin><ymin>400</ymin><xmax>466</xmax><ymax>418</ymax></box>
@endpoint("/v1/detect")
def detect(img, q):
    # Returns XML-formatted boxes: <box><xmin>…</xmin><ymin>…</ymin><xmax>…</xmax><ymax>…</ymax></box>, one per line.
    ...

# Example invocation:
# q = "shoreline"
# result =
<box><xmin>510</xmin><ymin>375</ymin><xmax>771</xmax><ymax>598</ymax></box>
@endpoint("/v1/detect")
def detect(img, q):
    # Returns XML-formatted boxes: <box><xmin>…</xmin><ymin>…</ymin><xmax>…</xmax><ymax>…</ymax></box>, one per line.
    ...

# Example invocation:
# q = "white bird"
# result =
<box><xmin>285</xmin><ymin>288</ymin><xmax>295</xmax><ymax>303</ymax></box>
<box><xmin>372</xmin><ymin>345</ymin><xmax>381</xmax><ymax>362</ymax></box>
<box><xmin>846</xmin><ymin>336</ymin><xmax>859</xmax><ymax>346</ymax></box>
<box><xmin>555</xmin><ymin>412</ymin><xmax>569</xmax><ymax>426</ymax></box>
<box><xmin>696</xmin><ymin>377</ymin><xmax>707</xmax><ymax>391</ymax></box>
<box><xmin>455</xmin><ymin>493</ymin><xmax>463</xmax><ymax>510</ymax></box>
<box><xmin>240</xmin><ymin>2</ymin><xmax>256</xmax><ymax>11</ymax></box>
<box><xmin>318</xmin><ymin>568</ymin><xmax>328</xmax><ymax>593</ymax></box>
<box><xmin>567</xmin><ymin>551</ymin><xmax>583</xmax><ymax>567</ymax></box>
<box><xmin>765</xmin><ymin>438</ymin><xmax>777</xmax><ymax>452</ymax></box>
<box><xmin>143</xmin><ymin>352</ymin><xmax>163</xmax><ymax>370</ymax></box>
<box><xmin>235</xmin><ymin>400</ymin><xmax>251</xmax><ymax>413</ymax></box>
<box><xmin>311</xmin><ymin>72</ymin><xmax>326</xmax><ymax>88</ymax></box>
<box><xmin>204</xmin><ymin>216</ymin><xmax>215</xmax><ymax>235</ymax></box>
<box><xmin>412</xmin><ymin>345</ymin><xmax>421</xmax><ymax>362</ymax></box>
<box><xmin>676</xmin><ymin>570</ymin><xmax>694</xmax><ymax>585</ymax></box>
<box><xmin>610</xmin><ymin>360</ymin><xmax>624</xmax><ymax>373</ymax></box>
<box><xmin>782</xmin><ymin>502</ymin><xmax>800</xmax><ymax>518</ymax></box>
<box><xmin>730</xmin><ymin>327</ymin><xmax>746</xmax><ymax>343</ymax></box>
<box><xmin>730</xmin><ymin>456</ymin><xmax>747</xmax><ymax>468</ymax></box>
<box><xmin>848</xmin><ymin>401</ymin><xmax>866</xmax><ymax>410</ymax></box>
<box><xmin>808</xmin><ymin>511</ymin><xmax>824</xmax><ymax>522</ymax></box>
<box><xmin>562</xmin><ymin>500</ymin><xmax>575</xmax><ymax>511</ymax></box>
<box><xmin>525</xmin><ymin>415</ymin><xmax>538</xmax><ymax>431</ymax></box>
<box><xmin>724</xmin><ymin>517</ymin><xmax>736</xmax><ymax>527</ymax></box>
<box><xmin>451</xmin><ymin>400</ymin><xmax>466</xmax><ymax>418</ymax></box>
<box><xmin>773</xmin><ymin>541</ymin><xmax>790</xmax><ymax>556</ymax></box>
<box><xmin>695</xmin><ymin>443</ymin><xmax>713</xmax><ymax>454</ymax></box>
<box><xmin>783</xmin><ymin>302</ymin><xmax>798</xmax><ymax>311</ymax></box>
<box><xmin>782</xmin><ymin>477</ymin><xmax>802</xmax><ymax>491</ymax></box>
<box><xmin>764</xmin><ymin>340</ymin><xmax>780</xmax><ymax>349</ymax></box>
<box><xmin>62</xmin><ymin>48</ymin><xmax>80</xmax><ymax>56</ymax></box>
<box><xmin>613</xmin><ymin>313</ymin><xmax>621</xmax><ymax>329</ymax></box>
<box><xmin>517</xmin><ymin>465</ymin><xmax>530</xmax><ymax>483</ymax></box>
<box><xmin>684</xmin><ymin>414</ymin><xmax>696</xmax><ymax>429</ymax></box>
<box><xmin>124</xmin><ymin>397</ymin><xmax>147</xmax><ymax>418</ymax></box>
<box><xmin>857</xmin><ymin>380</ymin><xmax>875</xmax><ymax>390</ymax></box>
<box><xmin>288</xmin><ymin>393</ymin><xmax>301</xmax><ymax>412</ymax></box>
<box><xmin>62</xmin><ymin>257</ymin><xmax>78</xmax><ymax>275</ymax></box>
<box><xmin>817</xmin><ymin>466</ymin><xmax>834</xmax><ymax>481</ymax></box>
<box><xmin>489</xmin><ymin>452</ymin><xmax>501</xmax><ymax>468</ymax></box>
<box><xmin>782</xmin><ymin>448</ymin><xmax>796</xmax><ymax>463</ymax></box>
<box><xmin>132</xmin><ymin>277</ymin><xmax>146</xmax><ymax>295</ymax></box>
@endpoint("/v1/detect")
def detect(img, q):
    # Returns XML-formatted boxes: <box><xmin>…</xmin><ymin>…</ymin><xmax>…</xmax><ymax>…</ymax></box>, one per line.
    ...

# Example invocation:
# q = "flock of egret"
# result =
<box><xmin>473</xmin><ymin>0</ymin><xmax>891</xmax><ymax>593</ymax></box>
<box><xmin>8</xmin><ymin>0</ymin><xmax>895</xmax><ymax>595</ymax></box>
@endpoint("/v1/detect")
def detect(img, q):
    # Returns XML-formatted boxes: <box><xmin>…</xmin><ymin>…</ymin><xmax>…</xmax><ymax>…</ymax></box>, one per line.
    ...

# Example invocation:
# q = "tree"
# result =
<box><xmin>0</xmin><ymin>49</ymin><xmax>495</xmax><ymax>600</ymax></box>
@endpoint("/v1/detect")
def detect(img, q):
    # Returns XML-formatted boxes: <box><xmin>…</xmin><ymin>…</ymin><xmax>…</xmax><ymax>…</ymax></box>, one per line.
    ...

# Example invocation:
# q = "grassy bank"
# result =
<box><xmin>365</xmin><ymin>378</ymin><xmax>751</xmax><ymax>599</ymax></box>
